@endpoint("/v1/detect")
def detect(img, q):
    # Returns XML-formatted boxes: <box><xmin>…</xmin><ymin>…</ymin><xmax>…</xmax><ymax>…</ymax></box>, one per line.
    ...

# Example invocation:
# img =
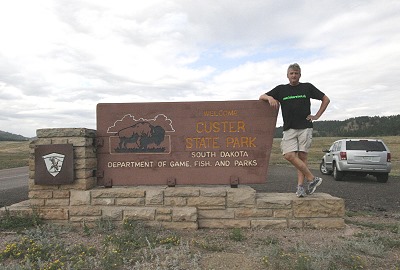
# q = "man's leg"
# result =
<box><xmin>298</xmin><ymin>151</ymin><xmax>323</xmax><ymax>194</ymax></box>
<box><xmin>297</xmin><ymin>151</ymin><xmax>308</xmax><ymax>185</ymax></box>
<box><xmin>283</xmin><ymin>151</ymin><xmax>314</xmax><ymax>183</ymax></box>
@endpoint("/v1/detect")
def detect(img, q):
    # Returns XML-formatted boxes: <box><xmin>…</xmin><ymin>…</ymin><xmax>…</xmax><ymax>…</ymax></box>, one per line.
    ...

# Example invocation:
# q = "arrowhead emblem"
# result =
<box><xmin>42</xmin><ymin>152</ymin><xmax>65</xmax><ymax>177</ymax></box>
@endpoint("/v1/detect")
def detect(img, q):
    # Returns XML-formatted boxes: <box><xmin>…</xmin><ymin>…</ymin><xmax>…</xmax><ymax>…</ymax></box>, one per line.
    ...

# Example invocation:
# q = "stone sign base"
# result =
<box><xmin>1</xmin><ymin>186</ymin><xmax>345</xmax><ymax>230</ymax></box>
<box><xmin>0</xmin><ymin>128</ymin><xmax>345</xmax><ymax>230</ymax></box>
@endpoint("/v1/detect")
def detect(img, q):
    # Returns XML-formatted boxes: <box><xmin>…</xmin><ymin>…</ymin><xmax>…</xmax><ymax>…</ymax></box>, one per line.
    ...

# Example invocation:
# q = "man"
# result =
<box><xmin>260</xmin><ymin>63</ymin><xmax>330</xmax><ymax>197</ymax></box>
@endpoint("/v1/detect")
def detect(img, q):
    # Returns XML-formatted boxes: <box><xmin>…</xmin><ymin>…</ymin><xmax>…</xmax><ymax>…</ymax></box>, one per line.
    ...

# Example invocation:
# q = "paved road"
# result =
<box><xmin>1</xmin><ymin>166</ymin><xmax>399</xmax><ymax>213</ymax></box>
<box><xmin>0</xmin><ymin>167</ymin><xmax>29</xmax><ymax>207</ymax></box>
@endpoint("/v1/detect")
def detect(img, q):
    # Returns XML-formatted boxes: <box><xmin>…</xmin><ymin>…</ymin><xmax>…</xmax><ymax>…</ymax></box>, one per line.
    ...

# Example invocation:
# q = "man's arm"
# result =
<box><xmin>307</xmin><ymin>95</ymin><xmax>330</xmax><ymax>121</ymax></box>
<box><xmin>259</xmin><ymin>94</ymin><xmax>280</xmax><ymax>109</ymax></box>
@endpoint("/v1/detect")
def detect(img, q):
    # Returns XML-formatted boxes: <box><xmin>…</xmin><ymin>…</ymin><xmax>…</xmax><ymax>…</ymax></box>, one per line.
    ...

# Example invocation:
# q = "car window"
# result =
<box><xmin>329</xmin><ymin>143</ymin><xmax>335</xmax><ymax>151</ymax></box>
<box><xmin>332</xmin><ymin>141</ymin><xmax>341</xmax><ymax>152</ymax></box>
<box><xmin>337</xmin><ymin>141</ymin><xmax>342</xmax><ymax>151</ymax></box>
<box><xmin>346</xmin><ymin>141</ymin><xmax>386</xmax><ymax>151</ymax></box>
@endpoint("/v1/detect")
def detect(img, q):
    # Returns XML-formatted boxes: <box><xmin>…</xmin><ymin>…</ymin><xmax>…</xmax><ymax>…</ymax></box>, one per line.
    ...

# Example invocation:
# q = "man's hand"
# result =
<box><xmin>306</xmin><ymin>115</ymin><xmax>319</xmax><ymax>122</ymax></box>
<box><xmin>259</xmin><ymin>94</ymin><xmax>280</xmax><ymax>109</ymax></box>
<box><xmin>307</xmin><ymin>95</ymin><xmax>330</xmax><ymax>122</ymax></box>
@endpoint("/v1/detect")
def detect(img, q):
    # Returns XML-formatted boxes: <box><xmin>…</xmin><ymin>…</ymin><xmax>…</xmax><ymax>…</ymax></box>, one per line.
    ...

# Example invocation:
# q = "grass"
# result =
<box><xmin>2</xmin><ymin>136</ymin><xmax>399</xmax><ymax>175</ymax></box>
<box><xmin>0</xmin><ymin>208</ymin><xmax>42</xmax><ymax>231</ymax></box>
<box><xmin>1</xmin><ymin>212</ymin><xmax>400</xmax><ymax>269</ymax></box>
<box><xmin>346</xmin><ymin>219</ymin><xmax>400</xmax><ymax>234</ymax></box>
<box><xmin>0</xmin><ymin>141</ymin><xmax>30</xmax><ymax>170</ymax></box>
<box><xmin>0</xmin><ymin>218</ymin><xmax>202</xmax><ymax>270</ymax></box>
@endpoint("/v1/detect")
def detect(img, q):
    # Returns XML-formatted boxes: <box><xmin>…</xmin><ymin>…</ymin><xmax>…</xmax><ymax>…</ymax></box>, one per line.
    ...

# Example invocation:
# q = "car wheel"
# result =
<box><xmin>333</xmin><ymin>163</ymin><xmax>344</xmax><ymax>181</ymax></box>
<box><xmin>376</xmin><ymin>173</ymin><xmax>389</xmax><ymax>183</ymax></box>
<box><xmin>319</xmin><ymin>160</ymin><xmax>332</xmax><ymax>175</ymax></box>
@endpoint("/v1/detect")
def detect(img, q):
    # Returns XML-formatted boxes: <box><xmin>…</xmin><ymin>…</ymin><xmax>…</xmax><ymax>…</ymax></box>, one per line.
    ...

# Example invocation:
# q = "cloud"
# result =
<box><xmin>0</xmin><ymin>0</ymin><xmax>400</xmax><ymax>137</ymax></box>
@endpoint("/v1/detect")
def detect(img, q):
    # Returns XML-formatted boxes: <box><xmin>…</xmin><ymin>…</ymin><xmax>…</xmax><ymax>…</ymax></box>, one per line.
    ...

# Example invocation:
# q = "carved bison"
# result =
<box><xmin>137</xmin><ymin>125</ymin><xmax>165</xmax><ymax>150</ymax></box>
<box><xmin>117</xmin><ymin>122</ymin><xmax>165</xmax><ymax>151</ymax></box>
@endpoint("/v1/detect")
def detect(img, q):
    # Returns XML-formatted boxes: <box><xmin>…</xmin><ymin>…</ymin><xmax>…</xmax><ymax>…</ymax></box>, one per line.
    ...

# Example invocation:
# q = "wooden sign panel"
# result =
<box><xmin>96</xmin><ymin>100</ymin><xmax>277</xmax><ymax>186</ymax></box>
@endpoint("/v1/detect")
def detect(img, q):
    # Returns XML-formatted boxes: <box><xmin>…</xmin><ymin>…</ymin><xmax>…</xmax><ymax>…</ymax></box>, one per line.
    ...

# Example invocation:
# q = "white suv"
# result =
<box><xmin>320</xmin><ymin>139</ymin><xmax>392</xmax><ymax>182</ymax></box>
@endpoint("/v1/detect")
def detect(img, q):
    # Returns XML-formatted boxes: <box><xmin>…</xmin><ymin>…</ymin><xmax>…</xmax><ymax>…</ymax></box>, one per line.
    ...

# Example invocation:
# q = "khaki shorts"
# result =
<box><xmin>280</xmin><ymin>128</ymin><xmax>313</xmax><ymax>155</ymax></box>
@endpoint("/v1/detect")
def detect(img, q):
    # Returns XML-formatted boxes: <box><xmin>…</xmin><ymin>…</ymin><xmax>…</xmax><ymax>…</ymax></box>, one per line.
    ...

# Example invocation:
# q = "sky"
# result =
<box><xmin>1</xmin><ymin>0</ymin><xmax>400</xmax><ymax>138</ymax></box>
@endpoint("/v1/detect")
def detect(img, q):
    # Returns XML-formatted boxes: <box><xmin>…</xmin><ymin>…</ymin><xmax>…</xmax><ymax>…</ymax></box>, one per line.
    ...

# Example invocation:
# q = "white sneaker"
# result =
<box><xmin>296</xmin><ymin>185</ymin><xmax>306</xmax><ymax>198</ymax></box>
<box><xmin>307</xmin><ymin>177</ymin><xmax>322</xmax><ymax>195</ymax></box>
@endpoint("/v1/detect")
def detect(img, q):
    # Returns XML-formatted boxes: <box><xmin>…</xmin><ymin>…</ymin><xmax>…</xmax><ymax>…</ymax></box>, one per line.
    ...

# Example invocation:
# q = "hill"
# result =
<box><xmin>2</xmin><ymin>115</ymin><xmax>400</xmax><ymax>140</ymax></box>
<box><xmin>0</xmin><ymin>130</ymin><xmax>29</xmax><ymax>141</ymax></box>
<box><xmin>274</xmin><ymin>115</ymin><xmax>400</xmax><ymax>138</ymax></box>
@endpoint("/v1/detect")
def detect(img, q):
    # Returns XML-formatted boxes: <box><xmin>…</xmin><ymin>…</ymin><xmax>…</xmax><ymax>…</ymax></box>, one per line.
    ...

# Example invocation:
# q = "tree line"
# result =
<box><xmin>0</xmin><ymin>131</ymin><xmax>29</xmax><ymax>141</ymax></box>
<box><xmin>2</xmin><ymin>114</ymin><xmax>400</xmax><ymax>141</ymax></box>
<box><xmin>274</xmin><ymin>115</ymin><xmax>400</xmax><ymax>138</ymax></box>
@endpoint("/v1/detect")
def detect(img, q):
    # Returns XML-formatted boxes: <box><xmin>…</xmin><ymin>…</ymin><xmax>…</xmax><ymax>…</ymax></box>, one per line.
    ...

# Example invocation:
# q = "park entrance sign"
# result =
<box><xmin>96</xmin><ymin>100</ymin><xmax>277</xmax><ymax>186</ymax></box>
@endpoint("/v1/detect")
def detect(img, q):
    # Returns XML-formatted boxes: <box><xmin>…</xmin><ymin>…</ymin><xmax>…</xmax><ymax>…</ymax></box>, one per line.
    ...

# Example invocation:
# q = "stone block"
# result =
<box><xmin>75</xmin><ymin>169</ymin><xmax>94</xmax><ymax>179</ymax></box>
<box><xmin>251</xmin><ymin>219</ymin><xmax>288</xmax><ymax>229</ymax></box>
<box><xmin>235</xmin><ymin>208</ymin><xmax>273</xmax><ymax>219</ymax></box>
<box><xmin>273</xmin><ymin>209</ymin><xmax>293</xmax><ymax>218</ymax></box>
<box><xmin>198</xmin><ymin>209</ymin><xmax>235</xmax><ymax>219</ymax></box>
<box><xmin>91</xmin><ymin>188</ymin><xmax>145</xmax><ymax>198</ymax></box>
<box><xmin>156</xmin><ymin>208</ymin><xmax>172</xmax><ymax>215</ymax></box>
<box><xmin>124</xmin><ymin>208</ymin><xmax>155</xmax><ymax>221</ymax></box>
<box><xmin>146</xmin><ymin>189</ymin><xmax>164</xmax><ymax>205</ymax></box>
<box><xmin>67</xmin><ymin>137</ymin><xmax>94</xmax><ymax>147</ymax></box>
<box><xmin>45</xmin><ymin>199</ymin><xmax>70</xmax><ymax>206</ymax></box>
<box><xmin>187</xmin><ymin>196</ymin><xmax>226</xmax><ymax>208</ymax></box>
<box><xmin>70</xmin><ymin>207</ymin><xmax>101</xmax><ymax>216</ymax></box>
<box><xmin>70</xmin><ymin>190</ymin><xmax>91</xmax><ymax>206</ymax></box>
<box><xmin>40</xmin><ymin>209</ymin><xmax>68</xmax><ymax>220</ymax></box>
<box><xmin>115</xmin><ymin>198</ymin><xmax>145</xmax><ymax>206</ymax></box>
<box><xmin>92</xmin><ymin>198</ymin><xmax>115</xmax><ymax>205</ymax></box>
<box><xmin>164</xmin><ymin>197</ymin><xmax>187</xmax><ymax>206</ymax></box>
<box><xmin>288</xmin><ymin>219</ymin><xmax>304</xmax><ymax>229</ymax></box>
<box><xmin>34</xmin><ymin>138</ymin><xmax>52</xmax><ymax>145</ymax></box>
<box><xmin>29</xmin><ymin>190</ymin><xmax>53</xmax><ymax>199</ymax></box>
<box><xmin>29</xmin><ymin>159</ymin><xmax>35</xmax><ymax>170</ymax></box>
<box><xmin>53</xmin><ymin>190</ymin><xmax>70</xmax><ymax>198</ymax></box>
<box><xmin>102</xmin><ymin>208</ymin><xmax>123</xmax><ymax>220</ymax></box>
<box><xmin>172</xmin><ymin>207</ymin><xmax>197</xmax><ymax>222</ymax></box>
<box><xmin>0</xmin><ymin>206</ymin><xmax>33</xmax><ymax>217</ymax></box>
<box><xmin>29</xmin><ymin>140</ymin><xmax>36</xmax><ymax>149</ymax></box>
<box><xmin>227</xmin><ymin>186</ymin><xmax>256</xmax><ymax>207</ymax></box>
<box><xmin>256</xmin><ymin>193</ymin><xmax>292</xmax><ymax>209</ymax></box>
<box><xmin>293</xmin><ymin>194</ymin><xmax>345</xmax><ymax>218</ymax></box>
<box><xmin>199</xmin><ymin>187</ymin><xmax>227</xmax><ymax>197</ymax></box>
<box><xmin>164</xmin><ymin>187</ymin><xmax>200</xmax><ymax>197</ymax></box>
<box><xmin>74</xmin><ymin>146</ymin><xmax>96</xmax><ymax>159</ymax></box>
<box><xmin>50</xmin><ymin>138</ymin><xmax>69</xmax><ymax>144</ymax></box>
<box><xmin>199</xmin><ymin>219</ymin><xmax>250</xmax><ymax>229</ymax></box>
<box><xmin>29</xmin><ymin>199</ymin><xmax>45</xmax><ymax>206</ymax></box>
<box><xmin>28</xmin><ymin>178</ymin><xmax>34</xmax><ymax>190</ymax></box>
<box><xmin>75</xmin><ymin>158</ymin><xmax>97</xmax><ymax>170</ymax></box>
<box><xmin>155</xmin><ymin>215</ymin><xmax>172</xmax><ymax>222</ymax></box>
<box><xmin>70</xmin><ymin>216</ymin><xmax>101</xmax><ymax>223</ymax></box>
<box><xmin>149</xmin><ymin>221</ymin><xmax>198</xmax><ymax>230</ymax></box>
<box><xmin>36</xmin><ymin>128</ymin><xmax>96</xmax><ymax>138</ymax></box>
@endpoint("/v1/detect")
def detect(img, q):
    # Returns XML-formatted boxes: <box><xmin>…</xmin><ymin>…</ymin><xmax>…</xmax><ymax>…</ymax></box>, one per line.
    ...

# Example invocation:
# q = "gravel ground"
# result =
<box><xmin>251</xmin><ymin>165</ymin><xmax>400</xmax><ymax>214</ymax></box>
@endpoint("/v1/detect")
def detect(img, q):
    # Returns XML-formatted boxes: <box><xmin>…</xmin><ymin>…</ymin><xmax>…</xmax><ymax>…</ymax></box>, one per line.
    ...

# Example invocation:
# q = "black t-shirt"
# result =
<box><xmin>266</xmin><ymin>82</ymin><xmax>325</xmax><ymax>131</ymax></box>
